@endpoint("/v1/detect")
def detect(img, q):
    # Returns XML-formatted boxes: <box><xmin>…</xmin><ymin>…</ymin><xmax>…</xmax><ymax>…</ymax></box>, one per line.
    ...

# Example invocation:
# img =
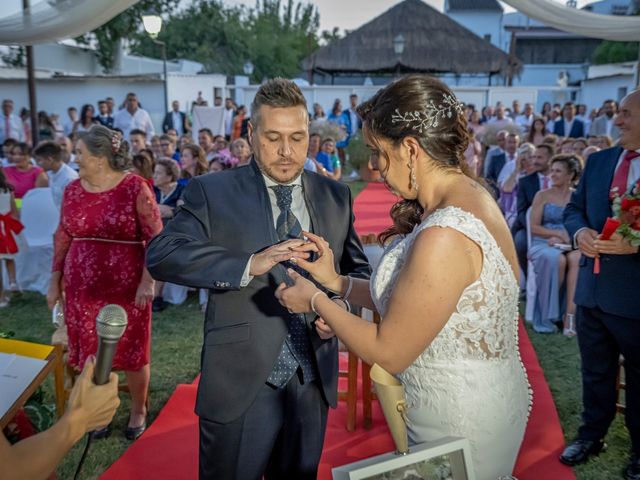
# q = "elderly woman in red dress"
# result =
<box><xmin>47</xmin><ymin>125</ymin><xmax>162</xmax><ymax>440</ymax></box>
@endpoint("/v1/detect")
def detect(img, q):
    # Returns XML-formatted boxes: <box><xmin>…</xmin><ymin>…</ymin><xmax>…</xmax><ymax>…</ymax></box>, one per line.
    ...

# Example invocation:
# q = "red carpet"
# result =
<box><xmin>101</xmin><ymin>183</ymin><xmax>574</xmax><ymax>480</ymax></box>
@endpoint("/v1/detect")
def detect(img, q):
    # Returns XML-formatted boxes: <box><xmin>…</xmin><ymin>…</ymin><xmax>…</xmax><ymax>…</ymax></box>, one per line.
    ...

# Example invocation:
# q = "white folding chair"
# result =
<box><xmin>15</xmin><ymin>188</ymin><xmax>59</xmax><ymax>294</ymax></box>
<box><xmin>524</xmin><ymin>207</ymin><xmax>537</xmax><ymax>323</ymax></box>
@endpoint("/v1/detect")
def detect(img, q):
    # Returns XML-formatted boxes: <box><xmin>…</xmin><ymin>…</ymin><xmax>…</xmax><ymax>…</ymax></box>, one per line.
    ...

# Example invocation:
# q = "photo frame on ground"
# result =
<box><xmin>332</xmin><ymin>436</ymin><xmax>475</xmax><ymax>480</ymax></box>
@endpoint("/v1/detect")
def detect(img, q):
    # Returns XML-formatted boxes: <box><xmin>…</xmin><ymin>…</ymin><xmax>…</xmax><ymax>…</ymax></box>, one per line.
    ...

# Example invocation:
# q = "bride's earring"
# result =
<box><xmin>409</xmin><ymin>162</ymin><xmax>419</xmax><ymax>191</ymax></box>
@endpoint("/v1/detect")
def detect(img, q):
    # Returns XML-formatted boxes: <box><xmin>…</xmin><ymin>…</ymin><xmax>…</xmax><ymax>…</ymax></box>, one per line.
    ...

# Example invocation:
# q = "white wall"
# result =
<box><xmin>580</xmin><ymin>75</ymin><xmax>635</xmax><ymax>109</ymax></box>
<box><xmin>512</xmin><ymin>64</ymin><xmax>587</xmax><ymax>87</ymax></box>
<box><xmin>166</xmin><ymin>73</ymin><xmax>228</xmax><ymax>113</ymax></box>
<box><xmin>447</xmin><ymin>11</ymin><xmax>504</xmax><ymax>50</ymax></box>
<box><xmin>33</xmin><ymin>44</ymin><xmax>101</xmax><ymax>75</ymax></box>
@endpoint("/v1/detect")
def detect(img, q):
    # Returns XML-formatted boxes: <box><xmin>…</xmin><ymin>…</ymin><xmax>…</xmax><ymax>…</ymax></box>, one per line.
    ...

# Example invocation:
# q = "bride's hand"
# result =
<box><xmin>275</xmin><ymin>269</ymin><xmax>323</xmax><ymax>314</ymax></box>
<box><xmin>290</xmin><ymin>231</ymin><xmax>341</xmax><ymax>292</ymax></box>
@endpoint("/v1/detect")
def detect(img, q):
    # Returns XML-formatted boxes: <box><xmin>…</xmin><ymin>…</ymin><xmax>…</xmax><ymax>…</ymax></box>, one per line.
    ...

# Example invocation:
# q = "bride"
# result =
<box><xmin>276</xmin><ymin>75</ymin><xmax>531</xmax><ymax>480</ymax></box>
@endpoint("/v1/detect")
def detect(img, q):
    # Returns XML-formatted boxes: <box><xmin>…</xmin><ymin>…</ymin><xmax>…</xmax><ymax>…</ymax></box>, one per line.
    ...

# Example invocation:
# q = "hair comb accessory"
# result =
<box><xmin>111</xmin><ymin>133</ymin><xmax>122</xmax><ymax>153</ymax></box>
<box><xmin>391</xmin><ymin>93</ymin><xmax>464</xmax><ymax>132</ymax></box>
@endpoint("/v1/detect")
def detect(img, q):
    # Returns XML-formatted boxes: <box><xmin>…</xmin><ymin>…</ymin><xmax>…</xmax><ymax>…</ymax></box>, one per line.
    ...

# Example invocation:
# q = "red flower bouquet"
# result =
<box><xmin>595</xmin><ymin>179</ymin><xmax>640</xmax><ymax>273</ymax></box>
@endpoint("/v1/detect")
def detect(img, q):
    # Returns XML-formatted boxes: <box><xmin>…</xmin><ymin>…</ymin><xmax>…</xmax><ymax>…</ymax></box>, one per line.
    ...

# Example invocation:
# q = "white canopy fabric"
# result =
<box><xmin>0</xmin><ymin>0</ymin><xmax>139</xmax><ymax>45</ymax></box>
<box><xmin>501</xmin><ymin>0</ymin><xmax>640</xmax><ymax>42</ymax></box>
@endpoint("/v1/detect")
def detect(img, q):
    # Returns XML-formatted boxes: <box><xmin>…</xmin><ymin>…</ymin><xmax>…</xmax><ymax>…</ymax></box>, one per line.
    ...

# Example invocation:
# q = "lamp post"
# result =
<box><xmin>393</xmin><ymin>34</ymin><xmax>405</xmax><ymax>78</ymax></box>
<box><xmin>142</xmin><ymin>14</ymin><xmax>168</xmax><ymax>112</ymax></box>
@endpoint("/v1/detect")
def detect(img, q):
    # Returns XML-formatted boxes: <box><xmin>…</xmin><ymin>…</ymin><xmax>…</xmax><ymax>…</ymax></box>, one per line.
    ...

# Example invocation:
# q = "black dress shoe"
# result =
<box><xmin>125</xmin><ymin>421</ymin><xmax>146</xmax><ymax>440</ymax></box>
<box><xmin>91</xmin><ymin>424</ymin><xmax>111</xmax><ymax>440</ymax></box>
<box><xmin>559</xmin><ymin>439</ymin><xmax>606</xmax><ymax>466</ymax></box>
<box><xmin>152</xmin><ymin>297</ymin><xmax>167</xmax><ymax>312</ymax></box>
<box><xmin>625</xmin><ymin>453</ymin><xmax>640</xmax><ymax>480</ymax></box>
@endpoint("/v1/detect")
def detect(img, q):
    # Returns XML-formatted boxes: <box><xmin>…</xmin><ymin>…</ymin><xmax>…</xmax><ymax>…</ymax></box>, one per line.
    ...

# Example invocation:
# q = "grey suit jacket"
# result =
<box><xmin>589</xmin><ymin>115</ymin><xmax>620</xmax><ymax>141</ymax></box>
<box><xmin>146</xmin><ymin>159</ymin><xmax>371</xmax><ymax>423</ymax></box>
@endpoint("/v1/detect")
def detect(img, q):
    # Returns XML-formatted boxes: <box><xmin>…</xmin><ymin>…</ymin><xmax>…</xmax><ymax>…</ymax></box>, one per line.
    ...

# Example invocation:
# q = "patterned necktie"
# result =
<box><xmin>542</xmin><ymin>175</ymin><xmax>550</xmax><ymax>190</ymax></box>
<box><xmin>610</xmin><ymin>151</ymin><xmax>640</xmax><ymax>199</ymax></box>
<box><xmin>266</xmin><ymin>184</ymin><xmax>315</xmax><ymax>387</ymax></box>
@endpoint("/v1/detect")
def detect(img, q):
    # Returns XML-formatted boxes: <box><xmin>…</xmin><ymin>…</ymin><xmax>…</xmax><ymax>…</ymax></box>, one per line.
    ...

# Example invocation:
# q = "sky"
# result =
<box><xmin>2</xmin><ymin>0</ymin><xmax>600</xmax><ymax>35</ymax></box>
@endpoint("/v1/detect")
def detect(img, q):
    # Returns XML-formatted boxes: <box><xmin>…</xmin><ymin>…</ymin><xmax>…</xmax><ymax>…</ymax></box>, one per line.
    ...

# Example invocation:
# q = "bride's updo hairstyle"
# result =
<box><xmin>356</xmin><ymin>75</ymin><xmax>471</xmax><ymax>243</ymax></box>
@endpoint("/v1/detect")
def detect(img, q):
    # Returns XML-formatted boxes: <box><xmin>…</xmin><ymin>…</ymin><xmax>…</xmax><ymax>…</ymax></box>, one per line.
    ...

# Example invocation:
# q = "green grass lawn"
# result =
<box><xmin>0</xmin><ymin>179</ymin><xmax>631</xmax><ymax>479</ymax></box>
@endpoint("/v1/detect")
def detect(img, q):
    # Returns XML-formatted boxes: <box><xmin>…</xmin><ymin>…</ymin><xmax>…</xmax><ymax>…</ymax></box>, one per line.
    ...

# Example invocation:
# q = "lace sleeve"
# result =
<box><xmin>137</xmin><ymin>180</ymin><xmax>162</xmax><ymax>243</ymax></box>
<box><xmin>52</xmin><ymin>206</ymin><xmax>72</xmax><ymax>274</ymax></box>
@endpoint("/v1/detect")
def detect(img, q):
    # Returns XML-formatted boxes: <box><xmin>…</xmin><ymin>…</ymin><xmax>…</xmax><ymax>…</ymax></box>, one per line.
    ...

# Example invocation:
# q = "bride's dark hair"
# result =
<box><xmin>356</xmin><ymin>75</ymin><xmax>472</xmax><ymax>243</ymax></box>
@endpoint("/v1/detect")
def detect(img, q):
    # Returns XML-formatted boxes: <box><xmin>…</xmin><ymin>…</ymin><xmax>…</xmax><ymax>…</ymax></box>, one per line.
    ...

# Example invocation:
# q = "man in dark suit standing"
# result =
<box><xmin>561</xmin><ymin>90</ymin><xmax>640</xmax><ymax>480</ymax></box>
<box><xmin>512</xmin><ymin>143</ymin><xmax>554</xmax><ymax>277</ymax></box>
<box><xmin>162</xmin><ymin>100</ymin><xmax>190</xmax><ymax>136</ymax></box>
<box><xmin>554</xmin><ymin>101</ymin><xmax>585</xmax><ymax>138</ymax></box>
<box><xmin>486</xmin><ymin>132</ymin><xmax>519</xmax><ymax>199</ymax></box>
<box><xmin>146</xmin><ymin>78</ymin><xmax>370</xmax><ymax>480</ymax></box>
<box><xmin>95</xmin><ymin>100</ymin><xmax>114</xmax><ymax>129</ymax></box>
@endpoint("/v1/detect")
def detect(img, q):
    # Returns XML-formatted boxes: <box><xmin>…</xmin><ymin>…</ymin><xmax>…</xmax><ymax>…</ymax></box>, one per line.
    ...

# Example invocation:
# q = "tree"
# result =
<box><xmin>592</xmin><ymin>6</ymin><xmax>639</xmax><ymax>65</ymax></box>
<box><xmin>130</xmin><ymin>0</ymin><xmax>320</xmax><ymax>80</ymax></box>
<box><xmin>75</xmin><ymin>0</ymin><xmax>179</xmax><ymax>73</ymax></box>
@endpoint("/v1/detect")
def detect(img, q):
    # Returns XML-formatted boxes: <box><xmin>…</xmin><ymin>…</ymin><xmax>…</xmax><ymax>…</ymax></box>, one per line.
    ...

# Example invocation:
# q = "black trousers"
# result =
<box><xmin>198</xmin><ymin>375</ymin><xmax>328</xmax><ymax>480</ymax></box>
<box><xmin>576</xmin><ymin>305</ymin><xmax>640</xmax><ymax>453</ymax></box>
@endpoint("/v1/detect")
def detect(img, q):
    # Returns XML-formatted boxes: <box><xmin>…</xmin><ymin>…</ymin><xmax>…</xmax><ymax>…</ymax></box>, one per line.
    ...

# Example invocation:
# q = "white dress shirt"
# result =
<box><xmin>241</xmin><ymin>171</ymin><xmax>311</xmax><ymax>286</ymax></box>
<box><xmin>515</xmin><ymin>114</ymin><xmax>533</xmax><ymax>133</ymax></box>
<box><xmin>223</xmin><ymin>108</ymin><xmax>235</xmax><ymax>136</ymax></box>
<box><xmin>497</xmin><ymin>155</ymin><xmax>517</xmax><ymax>188</ymax></box>
<box><xmin>113</xmin><ymin>107</ymin><xmax>155</xmax><ymax>142</ymax></box>
<box><xmin>563</xmin><ymin>118</ymin><xmax>575</xmax><ymax>136</ymax></box>
<box><xmin>171</xmin><ymin>111</ymin><xmax>184</xmax><ymax>136</ymax></box>
<box><xmin>48</xmin><ymin>163</ymin><xmax>79</xmax><ymax>210</ymax></box>
<box><xmin>0</xmin><ymin>113</ymin><xmax>24</xmax><ymax>143</ymax></box>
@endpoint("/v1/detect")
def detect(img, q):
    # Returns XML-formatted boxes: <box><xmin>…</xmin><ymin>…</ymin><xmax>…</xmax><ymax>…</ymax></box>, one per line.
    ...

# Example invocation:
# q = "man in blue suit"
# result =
<box><xmin>553</xmin><ymin>101</ymin><xmax>585</xmax><ymax>138</ymax></box>
<box><xmin>561</xmin><ymin>90</ymin><xmax>640</xmax><ymax>480</ymax></box>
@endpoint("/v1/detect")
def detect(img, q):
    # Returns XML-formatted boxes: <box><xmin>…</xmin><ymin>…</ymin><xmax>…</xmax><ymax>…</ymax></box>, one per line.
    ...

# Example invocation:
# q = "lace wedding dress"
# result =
<box><xmin>370</xmin><ymin>207</ymin><xmax>532</xmax><ymax>480</ymax></box>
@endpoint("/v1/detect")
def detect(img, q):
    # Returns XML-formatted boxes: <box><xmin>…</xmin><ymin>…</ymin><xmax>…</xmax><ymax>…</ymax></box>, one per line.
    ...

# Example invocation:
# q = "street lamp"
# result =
<box><xmin>393</xmin><ymin>34</ymin><xmax>405</xmax><ymax>78</ymax></box>
<box><xmin>142</xmin><ymin>14</ymin><xmax>168</xmax><ymax>112</ymax></box>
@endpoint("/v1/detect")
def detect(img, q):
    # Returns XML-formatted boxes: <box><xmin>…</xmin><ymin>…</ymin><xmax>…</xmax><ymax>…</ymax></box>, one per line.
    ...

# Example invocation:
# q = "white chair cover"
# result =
<box><xmin>15</xmin><ymin>188</ymin><xmax>59</xmax><ymax>294</ymax></box>
<box><xmin>524</xmin><ymin>207</ymin><xmax>537</xmax><ymax>323</ymax></box>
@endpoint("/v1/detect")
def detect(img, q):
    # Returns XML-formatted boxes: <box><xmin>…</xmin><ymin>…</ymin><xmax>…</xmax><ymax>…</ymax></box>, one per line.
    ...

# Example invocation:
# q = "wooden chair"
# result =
<box><xmin>616</xmin><ymin>355</ymin><xmax>626</xmax><ymax>414</ymax></box>
<box><xmin>52</xmin><ymin>323</ymin><xmax>149</xmax><ymax>414</ymax></box>
<box><xmin>337</xmin><ymin>350</ymin><xmax>359</xmax><ymax>432</ymax></box>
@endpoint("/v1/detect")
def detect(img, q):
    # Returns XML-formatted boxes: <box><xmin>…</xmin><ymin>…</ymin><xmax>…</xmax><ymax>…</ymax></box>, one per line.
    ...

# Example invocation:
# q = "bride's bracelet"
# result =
<box><xmin>311</xmin><ymin>291</ymin><xmax>328</xmax><ymax>315</ymax></box>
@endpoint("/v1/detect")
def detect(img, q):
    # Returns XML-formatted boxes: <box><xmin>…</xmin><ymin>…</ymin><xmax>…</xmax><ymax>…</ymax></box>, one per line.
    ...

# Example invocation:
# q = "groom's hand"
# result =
<box><xmin>249</xmin><ymin>239</ymin><xmax>310</xmax><ymax>276</ymax></box>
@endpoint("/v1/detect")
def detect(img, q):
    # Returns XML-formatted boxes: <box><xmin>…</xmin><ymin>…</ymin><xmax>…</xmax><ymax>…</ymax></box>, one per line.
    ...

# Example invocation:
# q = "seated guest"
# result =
<box><xmin>572</xmin><ymin>138</ymin><xmax>588</xmax><ymax>158</ymax></box>
<box><xmin>4</xmin><ymin>142</ymin><xmax>48</xmax><ymax>199</ymax></box>
<box><xmin>487</xmin><ymin>132</ymin><xmax>519</xmax><ymax>199</ymax></box>
<box><xmin>159</xmin><ymin>134</ymin><xmax>180</xmax><ymax>164</ymax></box>
<box><xmin>150</xmin><ymin>135</ymin><xmax>162</xmax><ymax>160</ymax></box>
<box><xmin>528</xmin><ymin>154</ymin><xmax>582</xmax><ymax>335</ymax></box>
<box><xmin>131</xmin><ymin>152</ymin><xmax>155</xmax><ymax>186</ymax></box>
<box><xmin>228</xmin><ymin>138</ymin><xmax>251</xmax><ymax>167</ymax></box>
<box><xmin>498</xmin><ymin>142</ymin><xmax>535</xmax><ymax>228</ymax></box>
<box><xmin>581</xmin><ymin>145</ymin><xmax>600</xmax><ymax>163</ymax></box>
<box><xmin>198</xmin><ymin>128</ymin><xmax>216</xmax><ymax>161</ymax></box>
<box><xmin>304</xmin><ymin>132</ymin><xmax>322</xmax><ymax>173</ymax></box>
<box><xmin>33</xmin><ymin>141</ymin><xmax>78</xmax><ymax>210</ymax></box>
<box><xmin>559</xmin><ymin>137</ymin><xmax>574</xmax><ymax>154</ymax></box>
<box><xmin>213</xmin><ymin>135</ymin><xmax>231</xmax><ymax>160</ymax></box>
<box><xmin>179</xmin><ymin>144</ymin><xmax>208</xmax><ymax>182</ymax></box>
<box><xmin>2</xmin><ymin>139</ymin><xmax>18</xmax><ymax>166</ymax></box>
<box><xmin>513</xmin><ymin>143</ymin><xmax>555</xmax><ymax>279</ymax></box>
<box><xmin>464</xmin><ymin>128</ymin><xmax>482</xmax><ymax>176</ymax></box>
<box><xmin>129</xmin><ymin>129</ymin><xmax>147</xmax><ymax>155</ymax></box>
<box><xmin>208</xmin><ymin>156</ymin><xmax>230</xmax><ymax>173</ymax></box>
<box><xmin>316</xmin><ymin>137</ymin><xmax>342</xmax><ymax>180</ymax></box>
<box><xmin>151</xmin><ymin>158</ymin><xmax>184</xmax><ymax>312</ymax></box>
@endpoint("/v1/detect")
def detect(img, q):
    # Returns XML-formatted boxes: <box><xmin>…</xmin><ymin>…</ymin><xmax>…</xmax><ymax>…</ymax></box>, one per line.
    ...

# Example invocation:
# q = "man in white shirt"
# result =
<box><xmin>347</xmin><ymin>94</ymin><xmax>362</xmax><ymax>136</ymax></box>
<box><xmin>516</xmin><ymin>103</ymin><xmax>535</xmax><ymax>133</ymax></box>
<box><xmin>0</xmin><ymin>99</ymin><xmax>24</xmax><ymax>144</ymax></box>
<box><xmin>55</xmin><ymin>135</ymin><xmax>78</xmax><ymax>171</ymax></box>
<box><xmin>63</xmin><ymin>107</ymin><xmax>77</xmax><ymax>137</ymax></box>
<box><xmin>223</xmin><ymin>98</ymin><xmax>236</xmax><ymax>141</ymax></box>
<box><xmin>33</xmin><ymin>141</ymin><xmax>78</xmax><ymax>210</ymax></box>
<box><xmin>113</xmin><ymin>92</ymin><xmax>155</xmax><ymax>142</ymax></box>
<box><xmin>488</xmin><ymin>105</ymin><xmax>513</xmax><ymax>130</ymax></box>
<box><xmin>483</xmin><ymin>129</ymin><xmax>508</xmax><ymax>177</ymax></box>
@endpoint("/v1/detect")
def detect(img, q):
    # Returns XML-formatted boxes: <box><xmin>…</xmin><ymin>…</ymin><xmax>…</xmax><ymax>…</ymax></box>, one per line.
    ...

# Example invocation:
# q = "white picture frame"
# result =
<box><xmin>332</xmin><ymin>436</ymin><xmax>476</xmax><ymax>480</ymax></box>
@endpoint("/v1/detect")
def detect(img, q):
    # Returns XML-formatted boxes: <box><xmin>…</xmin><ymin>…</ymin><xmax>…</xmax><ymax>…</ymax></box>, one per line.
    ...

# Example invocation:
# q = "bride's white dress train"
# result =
<box><xmin>370</xmin><ymin>207</ymin><xmax>532</xmax><ymax>480</ymax></box>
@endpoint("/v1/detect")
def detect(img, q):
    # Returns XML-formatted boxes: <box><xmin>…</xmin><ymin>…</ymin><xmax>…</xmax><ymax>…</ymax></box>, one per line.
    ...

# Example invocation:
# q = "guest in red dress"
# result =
<box><xmin>47</xmin><ymin>125</ymin><xmax>162</xmax><ymax>440</ymax></box>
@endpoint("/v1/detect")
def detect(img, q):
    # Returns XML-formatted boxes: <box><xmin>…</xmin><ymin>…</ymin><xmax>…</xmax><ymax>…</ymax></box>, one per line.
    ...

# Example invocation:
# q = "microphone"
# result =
<box><xmin>94</xmin><ymin>304</ymin><xmax>128</xmax><ymax>385</ymax></box>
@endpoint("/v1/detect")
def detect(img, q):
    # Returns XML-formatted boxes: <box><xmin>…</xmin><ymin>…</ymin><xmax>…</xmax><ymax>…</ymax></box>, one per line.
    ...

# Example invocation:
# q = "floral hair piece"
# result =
<box><xmin>111</xmin><ymin>133</ymin><xmax>122</xmax><ymax>153</ymax></box>
<box><xmin>391</xmin><ymin>93</ymin><xmax>464</xmax><ymax>133</ymax></box>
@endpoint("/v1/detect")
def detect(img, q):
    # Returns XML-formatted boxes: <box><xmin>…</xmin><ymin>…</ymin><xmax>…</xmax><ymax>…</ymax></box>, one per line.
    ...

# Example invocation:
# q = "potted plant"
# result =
<box><xmin>345</xmin><ymin>132</ymin><xmax>380</xmax><ymax>182</ymax></box>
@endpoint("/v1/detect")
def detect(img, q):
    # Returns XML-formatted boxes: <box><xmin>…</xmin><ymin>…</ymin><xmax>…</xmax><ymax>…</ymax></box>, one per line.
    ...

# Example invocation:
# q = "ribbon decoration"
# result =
<box><xmin>0</xmin><ymin>213</ymin><xmax>25</xmax><ymax>255</ymax></box>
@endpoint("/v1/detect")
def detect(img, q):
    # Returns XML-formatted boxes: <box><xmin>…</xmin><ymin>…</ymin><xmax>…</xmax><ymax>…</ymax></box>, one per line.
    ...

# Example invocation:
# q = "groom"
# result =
<box><xmin>146</xmin><ymin>78</ymin><xmax>370</xmax><ymax>479</ymax></box>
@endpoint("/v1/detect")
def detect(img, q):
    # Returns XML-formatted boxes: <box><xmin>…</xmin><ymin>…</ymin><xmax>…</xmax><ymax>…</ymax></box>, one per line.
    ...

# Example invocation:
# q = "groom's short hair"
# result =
<box><xmin>251</xmin><ymin>78</ymin><xmax>307</xmax><ymax>126</ymax></box>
